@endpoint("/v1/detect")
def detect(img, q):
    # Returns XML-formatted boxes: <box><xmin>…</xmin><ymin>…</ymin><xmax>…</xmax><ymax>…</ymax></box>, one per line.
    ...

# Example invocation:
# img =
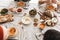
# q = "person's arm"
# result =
<box><xmin>1</xmin><ymin>25</ymin><xmax>8</xmax><ymax>40</ymax></box>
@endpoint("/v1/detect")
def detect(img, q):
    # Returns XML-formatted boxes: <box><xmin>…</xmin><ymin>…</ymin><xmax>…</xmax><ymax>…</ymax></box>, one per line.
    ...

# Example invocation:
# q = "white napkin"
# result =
<box><xmin>0</xmin><ymin>0</ymin><xmax>14</xmax><ymax>9</ymax></box>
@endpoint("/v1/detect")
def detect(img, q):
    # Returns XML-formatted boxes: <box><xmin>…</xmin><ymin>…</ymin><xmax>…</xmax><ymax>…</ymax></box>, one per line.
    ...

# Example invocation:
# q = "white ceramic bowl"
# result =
<box><xmin>22</xmin><ymin>16</ymin><xmax>31</xmax><ymax>24</ymax></box>
<box><xmin>16</xmin><ymin>7</ymin><xmax>23</xmax><ymax>14</ymax></box>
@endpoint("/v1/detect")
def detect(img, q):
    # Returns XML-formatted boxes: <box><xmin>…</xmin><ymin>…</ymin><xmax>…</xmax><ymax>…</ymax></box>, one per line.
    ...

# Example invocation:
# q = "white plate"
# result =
<box><xmin>7</xmin><ymin>23</ymin><xmax>20</xmax><ymax>37</ymax></box>
<box><xmin>8</xmin><ymin>27</ymin><xmax>18</xmax><ymax>37</ymax></box>
<box><xmin>3</xmin><ymin>23</ymin><xmax>22</xmax><ymax>40</ymax></box>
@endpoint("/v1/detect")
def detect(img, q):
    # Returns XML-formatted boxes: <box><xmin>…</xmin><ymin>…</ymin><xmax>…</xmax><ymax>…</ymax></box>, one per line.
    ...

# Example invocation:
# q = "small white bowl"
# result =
<box><xmin>16</xmin><ymin>7</ymin><xmax>23</xmax><ymax>14</ymax></box>
<box><xmin>52</xmin><ymin>17</ymin><xmax>58</xmax><ymax>23</ymax></box>
<box><xmin>22</xmin><ymin>16</ymin><xmax>31</xmax><ymax>24</ymax></box>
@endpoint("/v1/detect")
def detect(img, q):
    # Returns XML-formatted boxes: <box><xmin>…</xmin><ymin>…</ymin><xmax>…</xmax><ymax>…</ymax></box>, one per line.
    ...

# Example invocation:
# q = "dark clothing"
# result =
<box><xmin>43</xmin><ymin>29</ymin><xmax>60</xmax><ymax>40</ymax></box>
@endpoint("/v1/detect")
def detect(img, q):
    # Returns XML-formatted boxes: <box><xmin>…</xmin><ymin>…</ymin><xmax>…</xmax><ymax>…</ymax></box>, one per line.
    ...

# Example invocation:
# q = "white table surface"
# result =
<box><xmin>0</xmin><ymin>1</ymin><xmax>60</xmax><ymax>40</ymax></box>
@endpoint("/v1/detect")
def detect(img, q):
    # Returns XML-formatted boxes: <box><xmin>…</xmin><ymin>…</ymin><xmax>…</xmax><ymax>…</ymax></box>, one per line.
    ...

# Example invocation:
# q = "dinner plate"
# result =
<box><xmin>3</xmin><ymin>23</ymin><xmax>23</xmax><ymax>40</ymax></box>
<box><xmin>3</xmin><ymin>23</ymin><xmax>22</xmax><ymax>39</ymax></box>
